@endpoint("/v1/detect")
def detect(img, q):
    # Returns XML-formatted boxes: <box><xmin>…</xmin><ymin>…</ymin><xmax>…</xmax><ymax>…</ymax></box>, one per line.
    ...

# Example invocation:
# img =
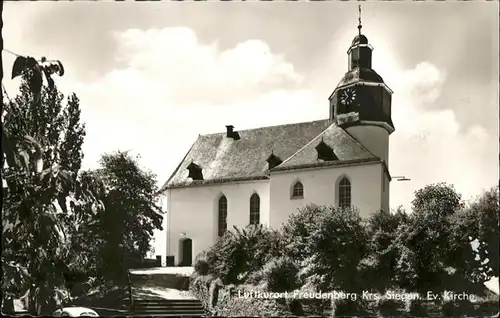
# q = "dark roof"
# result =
<box><xmin>352</xmin><ymin>34</ymin><xmax>369</xmax><ymax>46</ymax></box>
<box><xmin>162</xmin><ymin>120</ymin><xmax>379</xmax><ymax>189</ymax></box>
<box><xmin>274</xmin><ymin>123</ymin><xmax>377</xmax><ymax>170</ymax></box>
<box><xmin>336</xmin><ymin>67</ymin><xmax>385</xmax><ymax>88</ymax></box>
<box><xmin>163</xmin><ymin>120</ymin><xmax>330</xmax><ymax>188</ymax></box>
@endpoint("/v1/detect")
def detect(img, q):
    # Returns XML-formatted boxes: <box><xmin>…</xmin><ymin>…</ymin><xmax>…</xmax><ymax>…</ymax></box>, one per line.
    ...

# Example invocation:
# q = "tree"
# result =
<box><xmin>2</xmin><ymin>56</ymin><xmax>102</xmax><ymax>315</ymax></box>
<box><xmin>390</xmin><ymin>183</ymin><xmax>479</xmax><ymax>294</ymax></box>
<box><xmin>462</xmin><ymin>186</ymin><xmax>499</xmax><ymax>279</ymax></box>
<box><xmin>282</xmin><ymin>204</ymin><xmax>368</xmax><ymax>293</ymax></box>
<box><xmin>362</xmin><ymin>207</ymin><xmax>410</xmax><ymax>292</ymax></box>
<box><xmin>93</xmin><ymin>151</ymin><xmax>164</xmax><ymax>282</ymax></box>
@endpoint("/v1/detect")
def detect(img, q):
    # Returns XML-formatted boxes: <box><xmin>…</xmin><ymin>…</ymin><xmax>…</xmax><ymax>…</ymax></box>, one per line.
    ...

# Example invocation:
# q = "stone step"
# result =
<box><xmin>133</xmin><ymin>312</ymin><xmax>204</xmax><ymax>317</ymax></box>
<box><xmin>133</xmin><ymin>306</ymin><xmax>204</xmax><ymax>311</ymax></box>
<box><xmin>133</xmin><ymin>304</ymin><xmax>202</xmax><ymax>307</ymax></box>
<box><xmin>134</xmin><ymin>306</ymin><xmax>204</xmax><ymax>311</ymax></box>
<box><xmin>132</xmin><ymin>299</ymin><xmax>205</xmax><ymax>316</ymax></box>
<box><xmin>134</xmin><ymin>301</ymin><xmax>201</xmax><ymax>306</ymax></box>
<box><xmin>132</xmin><ymin>314</ymin><xmax>204</xmax><ymax>317</ymax></box>
<box><xmin>134</xmin><ymin>300</ymin><xmax>202</xmax><ymax>304</ymax></box>
<box><xmin>133</xmin><ymin>308</ymin><xmax>205</xmax><ymax>316</ymax></box>
<box><xmin>133</xmin><ymin>308</ymin><xmax>205</xmax><ymax>312</ymax></box>
<box><xmin>134</xmin><ymin>303</ymin><xmax>203</xmax><ymax>306</ymax></box>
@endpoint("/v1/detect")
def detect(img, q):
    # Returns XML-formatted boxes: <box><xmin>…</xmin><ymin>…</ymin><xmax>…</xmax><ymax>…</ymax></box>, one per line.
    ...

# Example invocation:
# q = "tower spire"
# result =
<box><xmin>358</xmin><ymin>4</ymin><xmax>362</xmax><ymax>35</ymax></box>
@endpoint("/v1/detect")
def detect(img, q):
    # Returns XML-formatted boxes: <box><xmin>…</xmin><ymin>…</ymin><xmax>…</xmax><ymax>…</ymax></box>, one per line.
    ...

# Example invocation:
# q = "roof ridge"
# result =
<box><xmin>200</xmin><ymin>119</ymin><xmax>329</xmax><ymax>137</ymax></box>
<box><xmin>278</xmin><ymin>122</ymin><xmax>335</xmax><ymax>167</ymax></box>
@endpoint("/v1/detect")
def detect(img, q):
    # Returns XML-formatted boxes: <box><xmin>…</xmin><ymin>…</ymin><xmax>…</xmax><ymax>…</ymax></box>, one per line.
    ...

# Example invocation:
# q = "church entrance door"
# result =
<box><xmin>178</xmin><ymin>238</ymin><xmax>192</xmax><ymax>266</ymax></box>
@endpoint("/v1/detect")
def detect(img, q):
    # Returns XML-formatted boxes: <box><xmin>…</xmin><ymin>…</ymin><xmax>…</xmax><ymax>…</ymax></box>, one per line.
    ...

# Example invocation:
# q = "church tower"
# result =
<box><xmin>328</xmin><ymin>7</ymin><xmax>394</xmax><ymax>165</ymax></box>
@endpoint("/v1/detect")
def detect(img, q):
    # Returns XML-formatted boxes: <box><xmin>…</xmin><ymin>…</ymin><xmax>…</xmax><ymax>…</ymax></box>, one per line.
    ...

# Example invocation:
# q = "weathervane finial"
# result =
<box><xmin>358</xmin><ymin>4</ymin><xmax>362</xmax><ymax>35</ymax></box>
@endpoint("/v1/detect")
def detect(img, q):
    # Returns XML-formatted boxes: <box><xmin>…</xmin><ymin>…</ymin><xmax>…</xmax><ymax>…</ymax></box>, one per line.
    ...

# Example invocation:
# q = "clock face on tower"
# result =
<box><xmin>340</xmin><ymin>87</ymin><xmax>356</xmax><ymax>106</ymax></box>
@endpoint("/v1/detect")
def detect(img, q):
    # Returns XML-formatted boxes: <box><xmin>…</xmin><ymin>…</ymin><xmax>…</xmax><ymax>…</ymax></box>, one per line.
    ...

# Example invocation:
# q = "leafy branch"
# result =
<box><xmin>11</xmin><ymin>55</ymin><xmax>65</xmax><ymax>103</ymax></box>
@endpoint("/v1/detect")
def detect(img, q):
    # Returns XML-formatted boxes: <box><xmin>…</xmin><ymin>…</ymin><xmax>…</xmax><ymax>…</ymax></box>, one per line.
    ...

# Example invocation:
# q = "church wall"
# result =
<box><xmin>269</xmin><ymin>162</ymin><xmax>384</xmax><ymax>228</ymax></box>
<box><xmin>345</xmin><ymin>125</ymin><xmax>389</xmax><ymax>164</ymax></box>
<box><xmin>382</xmin><ymin>171</ymin><xmax>390</xmax><ymax>213</ymax></box>
<box><xmin>166</xmin><ymin>180</ymin><xmax>270</xmax><ymax>265</ymax></box>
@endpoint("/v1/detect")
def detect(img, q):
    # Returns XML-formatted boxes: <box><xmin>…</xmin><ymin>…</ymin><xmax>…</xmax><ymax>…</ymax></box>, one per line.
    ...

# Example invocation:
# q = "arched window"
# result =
<box><xmin>339</xmin><ymin>177</ymin><xmax>351</xmax><ymax>209</ymax></box>
<box><xmin>292</xmin><ymin>181</ymin><xmax>304</xmax><ymax>198</ymax></box>
<box><xmin>218</xmin><ymin>196</ymin><xmax>227</xmax><ymax>237</ymax></box>
<box><xmin>249</xmin><ymin>193</ymin><xmax>260</xmax><ymax>225</ymax></box>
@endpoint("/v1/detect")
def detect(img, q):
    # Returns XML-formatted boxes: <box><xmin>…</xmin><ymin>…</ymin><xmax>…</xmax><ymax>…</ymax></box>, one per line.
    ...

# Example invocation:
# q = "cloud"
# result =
<box><xmin>110</xmin><ymin>27</ymin><xmax>303</xmax><ymax>106</ymax></box>
<box><xmin>388</xmin><ymin>61</ymin><xmax>496</xmax><ymax>211</ymax></box>
<box><xmin>52</xmin><ymin>27</ymin><xmax>313</xmax><ymax>181</ymax></box>
<box><xmin>402</xmin><ymin>62</ymin><xmax>446</xmax><ymax>106</ymax></box>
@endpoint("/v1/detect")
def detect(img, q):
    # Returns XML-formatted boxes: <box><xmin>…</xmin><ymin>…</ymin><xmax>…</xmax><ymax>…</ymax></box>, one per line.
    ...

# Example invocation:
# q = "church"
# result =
<box><xmin>160</xmin><ymin>23</ymin><xmax>394</xmax><ymax>266</ymax></box>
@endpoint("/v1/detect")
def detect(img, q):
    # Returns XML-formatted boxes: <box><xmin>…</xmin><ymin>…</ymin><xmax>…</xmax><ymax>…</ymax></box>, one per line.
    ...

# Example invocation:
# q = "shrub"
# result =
<box><xmin>194</xmin><ymin>252</ymin><xmax>209</xmax><ymax>276</ymax></box>
<box><xmin>204</xmin><ymin>225</ymin><xmax>285</xmax><ymax>285</ymax></box>
<box><xmin>332</xmin><ymin>297</ymin><xmax>369</xmax><ymax>317</ymax></box>
<box><xmin>377</xmin><ymin>297</ymin><xmax>404</xmax><ymax>317</ymax></box>
<box><xmin>287</xmin><ymin>298</ymin><xmax>305</xmax><ymax>316</ymax></box>
<box><xmin>282</xmin><ymin>204</ymin><xmax>368</xmax><ymax>292</ymax></box>
<box><xmin>291</xmin><ymin>283</ymin><xmax>330</xmax><ymax>316</ymax></box>
<box><xmin>265</xmin><ymin>257</ymin><xmax>299</xmax><ymax>292</ymax></box>
<box><xmin>189</xmin><ymin>274</ymin><xmax>218</xmax><ymax>315</ymax></box>
<box><xmin>214</xmin><ymin>284</ymin><xmax>290</xmax><ymax>317</ymax></box>
<box><xmin>407</xmin><ymin>299</ymin><xmax>427</xmax><ymax>317</ymax></box>
<box><xmin>247</xmin><ymin>257</ymin><xmax>299</xmax><ymax>292</ymax></box>
<box><xmin>440</xmin><ymin>300</ymin><xmax>457</xmax><ymax>317</ymax></box>
<box><xmin>363</xmin><ymin>208</ymin><xmax>409</xmax><ymax>292</ymax></box>
<box><xmin>441</xmin><ymin>299</ymin><xmax>475</xmax><ymax>317</ymax></box>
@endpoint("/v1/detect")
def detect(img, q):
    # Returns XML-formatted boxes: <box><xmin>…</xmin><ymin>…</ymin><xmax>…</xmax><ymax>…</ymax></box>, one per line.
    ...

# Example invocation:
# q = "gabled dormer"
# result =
<box><xmin>187</xmin><ymin>162</ymin><xmax>203</xmax><ymax>180</ymax></box>
<box><xmin>266</xmin><ymin>152</ymin><xmax>283</xmax><ymax>170</ymax></box>
<box><xmin>315</xmin><ymin>139</ymin><xmax>338</xmax><ymax>161</ymax></box>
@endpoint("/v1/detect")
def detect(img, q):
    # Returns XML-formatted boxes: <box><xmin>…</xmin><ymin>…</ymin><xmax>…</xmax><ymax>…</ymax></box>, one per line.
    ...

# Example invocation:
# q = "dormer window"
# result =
<box><xmin>315</xmin><ymin>140</ymin><xmax>338</xmax><ymax>161</ymax></box>
<box><xmin>187</xmin><ymin>162</ymin><xmax>203</xmax><ymax>180</ymax></box>
<box><xmin>266</xmin><ymin>153</ymin><xmax>283</xmax><ymax>170</ymax></box>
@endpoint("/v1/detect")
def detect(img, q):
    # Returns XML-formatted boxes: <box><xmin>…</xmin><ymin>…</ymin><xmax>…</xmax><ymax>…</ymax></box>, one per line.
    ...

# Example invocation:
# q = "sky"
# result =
<box><xmin>2</xmin><ymin>1</ymin><xmax>499</xmax><ymax>263</ymax></box>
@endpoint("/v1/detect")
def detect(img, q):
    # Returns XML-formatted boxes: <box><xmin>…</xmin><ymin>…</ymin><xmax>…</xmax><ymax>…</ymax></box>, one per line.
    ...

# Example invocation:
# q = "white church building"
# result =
<box><xmin>160</xmin><ymin>27</ymin><xmax>394</xmax><ymax>266</ymax></box>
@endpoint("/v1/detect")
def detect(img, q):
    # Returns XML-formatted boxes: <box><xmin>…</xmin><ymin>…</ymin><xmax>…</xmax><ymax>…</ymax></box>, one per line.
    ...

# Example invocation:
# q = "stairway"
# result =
<box><xmin>132</xmin><ymin>298</ymin><xmax>205</xmax><ymax>317</ymax></box>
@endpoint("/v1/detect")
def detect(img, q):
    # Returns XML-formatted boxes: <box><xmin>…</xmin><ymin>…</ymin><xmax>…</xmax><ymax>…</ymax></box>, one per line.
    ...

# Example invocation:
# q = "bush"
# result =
<box><xmin>287</xmin><ymin>298</ymin><xmax>305</xmax><ymax>316</ymax></box>
<box><xmin>441</xmin><ymin>299</ymin><xmax>475</xmax><ymax>317</ymax></box>
<box><xmin>291</xmin><ymin>283</ymin><xmax>330</xmax><ymax>316</ymax></box>
<box><xmin>441</xmin><ymin>300</ymin><xmax>457</xmax><ymax>317</ymax></box>
<box><xmin>407</xmin><ymin>299</ymin><xmax>427</xmax><ymax>317</ymax></box>
<box><xmin>204</xmin><ymin>225</ymin><xmax>285</xmax><ymax>285</ymax></box>
<box><xmin>194</xmin><ymin>252</ymin><xmax>209</xmax><ymax>276</ymax></box>
<box><xmin>364</xmin><ymin>208</ymin><xmax>409</xmax><ymax>292</ymax></box>
<box><xmin>332</xmin><ymin>297</ymin><xmax>369</xmax><ymax>317</ymax></box>
<box><xmin>282</xmin><ymin>204</ymin><xmax>368</xmax><ymax>292</ymax></box>
<box><xmin>247</xmin><ymin>257</ymin><xmax>299</xmax><ymax>292</ymax></box>
<box><xmin>377</xmin><ymin>297</ymin><xmax>404</xmax><ymax>316</ymax></box>
<box><xmin>189</xmin><ymin>274</ymin><xmax>217</xmax><ymax>314</ymax></box>
<box><xmin>214</xmin><ymin>284</ymin><xmax>290</xmax><ymax>317</ymax></box>
<box><xmin>190</xmin><ymin>274</ymin><xmax>292</xmax><ymax>317</ymax></box>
